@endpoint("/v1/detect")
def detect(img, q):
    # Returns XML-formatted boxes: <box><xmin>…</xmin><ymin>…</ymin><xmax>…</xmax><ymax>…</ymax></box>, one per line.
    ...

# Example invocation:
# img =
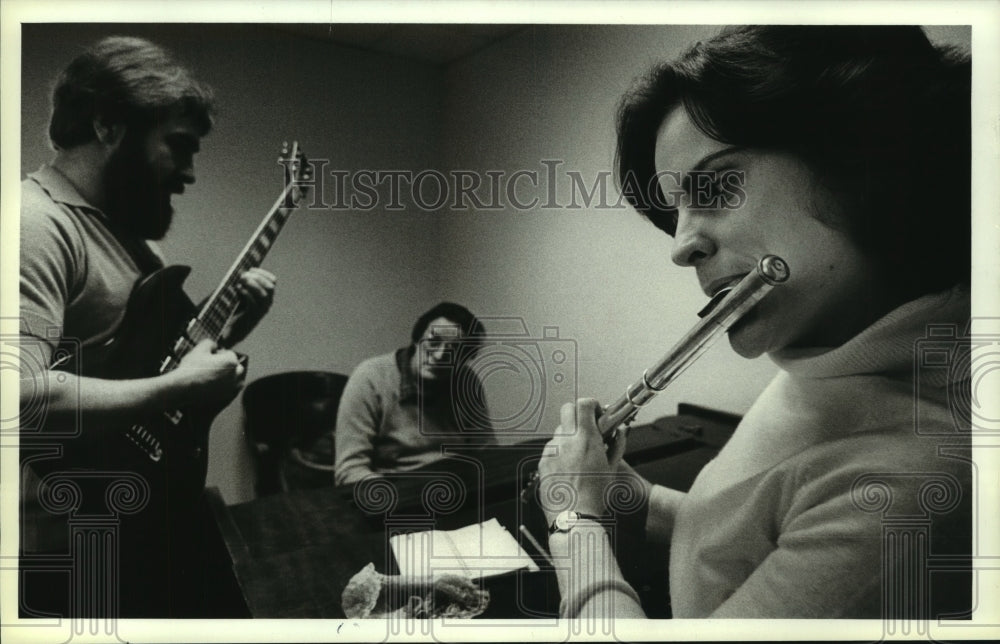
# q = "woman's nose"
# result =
<box><xmin>670</xmin><ymin>210</ymin><xmax>717</xmax><ymax>267</ymax></box>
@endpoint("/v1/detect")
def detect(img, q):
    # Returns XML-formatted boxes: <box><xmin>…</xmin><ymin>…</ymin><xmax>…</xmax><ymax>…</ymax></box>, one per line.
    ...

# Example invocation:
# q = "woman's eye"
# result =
<box><xmin>686</xmin><ymin>170</ymin><xmax>728</xmax><ymax>210</ymax></box>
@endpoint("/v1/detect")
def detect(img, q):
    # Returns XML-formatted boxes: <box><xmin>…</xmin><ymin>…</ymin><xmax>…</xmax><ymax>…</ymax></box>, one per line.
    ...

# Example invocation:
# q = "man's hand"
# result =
<box><xmin>221</xmin><ymin>267</ymin><xmax>276</xmax><ymax>346</ymax></box>
<box><xmin>171</xmin><ymin>339</ymin><xmax>246</xmax><ymax>407</ymax></box>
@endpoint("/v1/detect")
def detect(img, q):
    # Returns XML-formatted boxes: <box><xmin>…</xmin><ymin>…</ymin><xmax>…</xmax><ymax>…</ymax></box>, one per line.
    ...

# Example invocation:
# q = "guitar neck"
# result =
<box><xmin>190</xmin><ymin>185</ymin><xmax>299</xmax><ymax>345</ymax></box>
<box><xmin>154</xmin><ymin>141</ymin><xmax>309</xmax><ymax>375</ymax></box>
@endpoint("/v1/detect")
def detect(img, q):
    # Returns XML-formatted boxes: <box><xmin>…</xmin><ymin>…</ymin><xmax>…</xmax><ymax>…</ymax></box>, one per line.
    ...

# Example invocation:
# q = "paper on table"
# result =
<box><xmin>390</xmin><ymin>518</ymin><xmax>540</xmax><ymax>579</ymax></box>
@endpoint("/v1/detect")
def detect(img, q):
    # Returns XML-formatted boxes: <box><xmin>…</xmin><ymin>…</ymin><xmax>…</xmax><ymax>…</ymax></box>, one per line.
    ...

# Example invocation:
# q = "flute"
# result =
<box><xmin>599</xmin><ymin>254</ymin><xmax>789</xmax><ymax>445</ymax></box>
<box><xmin>522</xmin><ymin>254</ymin><xmax>789</xmax><ymax>502</ymax></box>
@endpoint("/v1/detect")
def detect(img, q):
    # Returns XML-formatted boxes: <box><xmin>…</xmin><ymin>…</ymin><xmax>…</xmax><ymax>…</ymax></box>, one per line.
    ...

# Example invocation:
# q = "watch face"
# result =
<box><xmin>554</xmin><ymin>510</ymin><xmax>578</xmax><ymax>532</ymax></box>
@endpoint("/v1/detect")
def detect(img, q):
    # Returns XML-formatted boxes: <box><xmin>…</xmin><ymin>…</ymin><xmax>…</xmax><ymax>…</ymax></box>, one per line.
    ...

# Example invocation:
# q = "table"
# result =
<box><xmin>207</xmin><ymin>408</ymin><xmax>737</xmax><ymax>618</ymax></box>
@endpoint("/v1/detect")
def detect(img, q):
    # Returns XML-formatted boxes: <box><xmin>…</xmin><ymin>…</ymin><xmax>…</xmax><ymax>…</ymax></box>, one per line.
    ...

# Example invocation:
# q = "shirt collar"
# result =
<box><xmin>395</xmin><ymin>346</ymin><xmax>419</xmax><ymax>402</ymax></box>
<box><xmin>27</xmin><ymin>165</ymin><xmax>105</xmax><ymax>214</ymax></box>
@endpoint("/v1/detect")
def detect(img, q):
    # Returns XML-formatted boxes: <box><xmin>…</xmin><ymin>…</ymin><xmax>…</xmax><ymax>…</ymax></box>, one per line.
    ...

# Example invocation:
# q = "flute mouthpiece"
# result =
<box><xmin>759</xmin><ymin>255</ymin><xmax>790</xmax><ymax>284</ymax></box>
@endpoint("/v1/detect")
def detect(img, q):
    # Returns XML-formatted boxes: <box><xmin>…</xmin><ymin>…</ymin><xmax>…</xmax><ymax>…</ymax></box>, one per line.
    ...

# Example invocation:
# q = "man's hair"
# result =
<box><xmin>49</xmin><ymin>36</ymin><xmax>215</xmax><ymax>149</ymax></box>
<box><xmin>411</xmin><ymin>302</ymin><xmax>485</xmax><ymax>348</ymax></box>
<box><xmin>616</xmin><ymin>26</ymin><xmax>970</xmax><ymax>300</ymax></box>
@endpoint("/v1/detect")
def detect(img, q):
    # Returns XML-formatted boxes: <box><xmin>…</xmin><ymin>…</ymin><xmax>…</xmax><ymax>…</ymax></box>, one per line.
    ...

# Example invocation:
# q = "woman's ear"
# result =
<box><xmin>92</xmin><ymin>118</ymin><xmax>126</xmax><ymax>149</ymax></box>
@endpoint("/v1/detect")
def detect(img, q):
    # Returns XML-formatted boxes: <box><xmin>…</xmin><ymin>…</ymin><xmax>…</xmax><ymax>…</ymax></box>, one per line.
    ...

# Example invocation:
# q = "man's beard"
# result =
<box><xmin>102</xmin><ymin>139</ymin><xmax>174</xmax><ymax>240</ymax></box>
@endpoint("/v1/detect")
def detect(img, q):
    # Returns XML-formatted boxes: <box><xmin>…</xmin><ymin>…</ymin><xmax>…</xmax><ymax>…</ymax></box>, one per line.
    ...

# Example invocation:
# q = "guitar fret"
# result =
<box><xmin>184</xmin><ymin>320</ymin><xmax>210</xmax><ymax>345</ymax></box>
<box><xmin>257</xmin><ymin>220</ymin><xmax>282</xmax><ymax>248</ymax></box>
<box><xmin>199</xmin><ymin>318</ymin><xmax>220</xmax><ymax>339</ymax></box>
<box><xmin>202</xmin><ymin>307</ymin><xmax>227</xmax><ymax>338</ymax></box>
<box><xmin>221</xmin><ymin>287</ymin><xmax>239</xmax><ymax>308</ymax></box>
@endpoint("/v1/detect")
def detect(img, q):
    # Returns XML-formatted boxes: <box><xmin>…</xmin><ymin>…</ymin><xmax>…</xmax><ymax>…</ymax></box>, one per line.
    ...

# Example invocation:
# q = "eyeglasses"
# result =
<box><xmin>419</xmin><ymin>326</ymin><xmax>462</xmax><ymax>352</ymax></box>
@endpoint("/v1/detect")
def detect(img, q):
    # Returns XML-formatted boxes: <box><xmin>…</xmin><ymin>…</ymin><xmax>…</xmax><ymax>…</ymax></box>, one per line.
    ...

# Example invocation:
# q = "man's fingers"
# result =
<box><xmin>216</xmin><ymin>348</ymin><xmax>239</xmax><ymax>364</ymax></box>
<box><xmin>194</xmin><ymin>338</ymin><xmax>218</xmax><ymax>353</ymax></box>
<box><xmin>240</xmin><ymin>268</ymin><xmax>276</xmax><ymax>291</ymax></box>
<box><xmin>245</xmin><ymin>267</ymin><xmax>276</xmax><ymax>283</ymax></box>
<box><xmin>237</xmin><ymin>279</ymin><xmax>267</xmax><ymax>299</ymax></box>
<box><xmin>236</xmin><ymin>272</ymin><xmax>275</xmax><ymax>310</ymax></box>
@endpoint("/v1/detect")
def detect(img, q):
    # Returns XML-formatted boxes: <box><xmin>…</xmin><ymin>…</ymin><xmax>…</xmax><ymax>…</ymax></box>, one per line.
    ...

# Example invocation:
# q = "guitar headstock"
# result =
<box><xmin>279</xmin><ymin>141</ymin><xmax>312</xmax><ymax>209</ymax></box>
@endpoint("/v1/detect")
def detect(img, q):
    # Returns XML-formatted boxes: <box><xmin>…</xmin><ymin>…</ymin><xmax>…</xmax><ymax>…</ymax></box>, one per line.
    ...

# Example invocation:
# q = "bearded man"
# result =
<box><xmin>19</xmin><ymin>36</ymin><xmax>275</xmax><ymax>617</ymax></box>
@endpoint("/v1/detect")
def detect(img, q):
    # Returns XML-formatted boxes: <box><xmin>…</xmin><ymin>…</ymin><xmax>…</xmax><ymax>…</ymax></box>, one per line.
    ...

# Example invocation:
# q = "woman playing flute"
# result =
<box><xmin>538</xmin><ymin>25</ymin><xmax>972</xmax><ymax>619</ymax></box>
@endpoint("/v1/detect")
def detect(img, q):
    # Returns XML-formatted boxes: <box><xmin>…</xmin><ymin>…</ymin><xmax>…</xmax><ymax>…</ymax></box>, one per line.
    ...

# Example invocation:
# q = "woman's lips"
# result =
<box><xmin>706</xmin><ymin>273</ymin><xmax>749</xmax><ymax>298</ymax></box>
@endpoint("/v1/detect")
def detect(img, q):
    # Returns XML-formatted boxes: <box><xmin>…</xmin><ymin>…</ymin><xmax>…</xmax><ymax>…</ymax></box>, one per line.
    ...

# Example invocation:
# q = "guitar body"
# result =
<box><xmin>51</xmin><ymin>265</ymin><xmax>212</xmax><ymax>509</ymax></box>
<box><xmin>86</xmin><ymin>265</ymin><xmax>198</xmax><ymax>379</ymax></box>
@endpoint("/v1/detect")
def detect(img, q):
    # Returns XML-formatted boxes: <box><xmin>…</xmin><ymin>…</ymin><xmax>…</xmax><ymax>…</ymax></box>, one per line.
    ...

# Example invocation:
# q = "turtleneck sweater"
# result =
<box><xmin>666</xmin><ymin>285</ymin><xmax>972</xmax><ymax>618</ymax></box>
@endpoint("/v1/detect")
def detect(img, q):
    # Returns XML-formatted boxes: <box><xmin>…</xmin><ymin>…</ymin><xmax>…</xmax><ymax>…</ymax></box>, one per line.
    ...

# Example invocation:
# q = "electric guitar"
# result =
<box><xmin>48</xmin><ymin>142</ymin><xmax>312</xmax><ymax>502</ymax></box>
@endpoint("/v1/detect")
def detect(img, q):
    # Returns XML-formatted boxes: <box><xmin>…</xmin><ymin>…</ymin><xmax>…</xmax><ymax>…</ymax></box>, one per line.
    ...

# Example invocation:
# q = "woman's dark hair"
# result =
<box><xmin>616</xmin><ymin>26</ymin><xmax>970</xmax><ymax>298</ymax></box>
<box><xmin>411</xmin><ymin>302</ymin><xmax>486</xmax><ymax>348</ymax></box>
<box><xmin>49</xmin><ymin>36</ymin><xmax>215</xmax><ymax>149</ymax></box>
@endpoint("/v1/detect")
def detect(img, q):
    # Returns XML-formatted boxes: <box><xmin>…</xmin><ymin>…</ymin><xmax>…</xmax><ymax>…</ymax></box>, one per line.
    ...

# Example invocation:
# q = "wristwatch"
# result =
<box><xmin>548</xmin><ymin>510</ymin><xmax>606</xmax><ymax>534</ymax></box>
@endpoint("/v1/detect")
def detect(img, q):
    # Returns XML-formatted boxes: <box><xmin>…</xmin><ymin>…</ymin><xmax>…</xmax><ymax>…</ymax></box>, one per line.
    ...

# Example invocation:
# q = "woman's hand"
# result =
<box><xmin>537</xmin><ymin>398</ymin><xmax>630</xmax><ymax>527</ymax></box>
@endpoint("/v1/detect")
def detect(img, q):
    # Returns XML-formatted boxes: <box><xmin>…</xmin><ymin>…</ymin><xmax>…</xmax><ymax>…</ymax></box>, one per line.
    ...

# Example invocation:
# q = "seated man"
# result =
<box><xmin>334</xmin><ymin>302</ymin><xmax>495</xmax><ymax>485</ymax></box>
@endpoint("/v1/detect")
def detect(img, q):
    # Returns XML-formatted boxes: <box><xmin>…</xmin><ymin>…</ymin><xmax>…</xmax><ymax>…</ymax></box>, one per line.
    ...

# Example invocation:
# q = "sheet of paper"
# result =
<box><xmin>390</xmin><ymin>517</ymin><xmax>540</xmax><ymax>579</ymax></box>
